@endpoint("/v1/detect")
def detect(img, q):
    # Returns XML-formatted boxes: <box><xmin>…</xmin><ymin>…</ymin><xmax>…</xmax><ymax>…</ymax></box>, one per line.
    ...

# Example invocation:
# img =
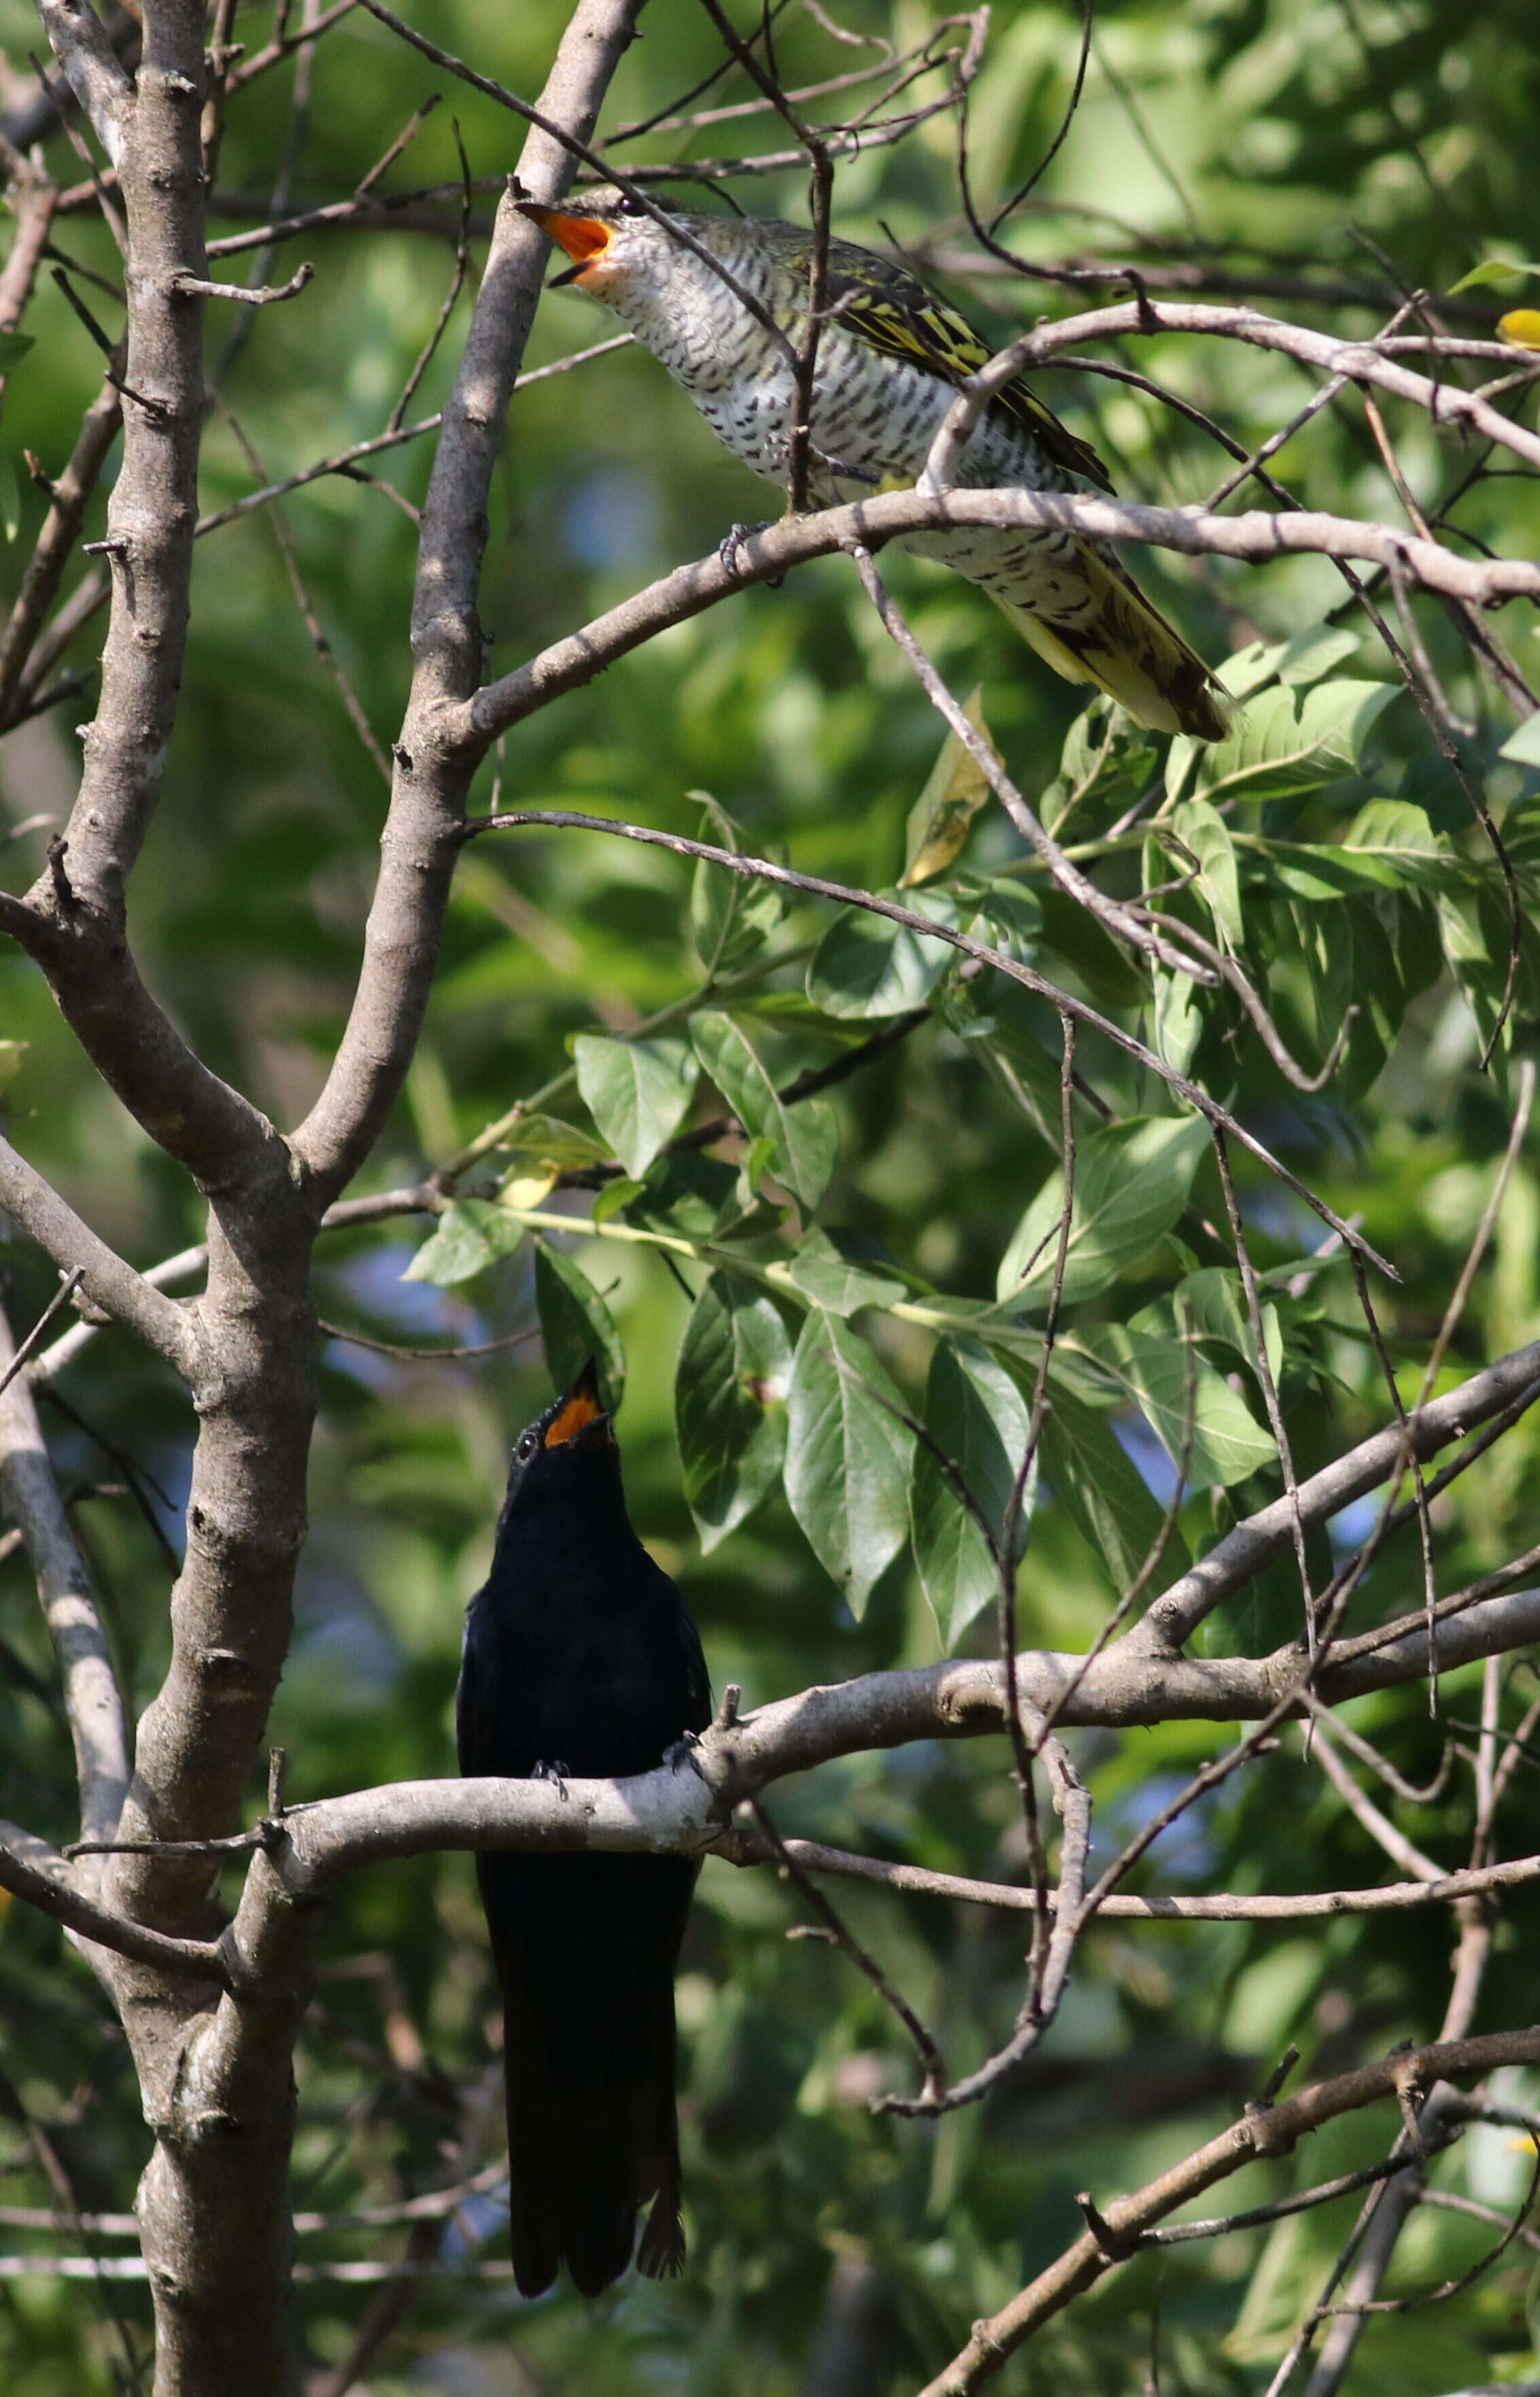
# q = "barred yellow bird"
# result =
<box><xmin>519</xmin><ymin>188</ymin><xmax>1227</xmax><ymax>741</ymax></box>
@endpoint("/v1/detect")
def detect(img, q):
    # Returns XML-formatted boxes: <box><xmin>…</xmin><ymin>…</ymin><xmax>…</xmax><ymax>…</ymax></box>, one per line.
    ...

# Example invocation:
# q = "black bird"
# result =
<box><xmin>457</xmin><ymin>1357</ymin><xmax>711</xmax><ymax>2298</ymax></box>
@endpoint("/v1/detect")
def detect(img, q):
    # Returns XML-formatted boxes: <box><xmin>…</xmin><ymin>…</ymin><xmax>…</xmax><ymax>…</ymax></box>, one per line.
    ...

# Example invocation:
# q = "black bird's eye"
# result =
<box><xmin>516</xmin><ymin>1430</ymin><xmax>539</xmax><ymax>1463</ymax></box>
<box><xmin>617</xmin><ymin>191</ymin><xmax>645</xmax><ymax>218</ymax></box>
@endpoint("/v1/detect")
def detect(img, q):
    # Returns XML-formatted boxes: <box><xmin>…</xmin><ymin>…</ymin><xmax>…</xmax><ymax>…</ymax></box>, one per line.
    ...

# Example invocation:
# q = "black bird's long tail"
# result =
<box><xmin>498</xmin><ymin>1910</ymin><xmax>688</xmax><ymax>2298</ymax></box>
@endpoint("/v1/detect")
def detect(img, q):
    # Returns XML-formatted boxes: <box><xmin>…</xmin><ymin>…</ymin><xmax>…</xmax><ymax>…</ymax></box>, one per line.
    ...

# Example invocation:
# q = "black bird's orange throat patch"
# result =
<box><xmin>544</xmin><ymin>1387</ymin><xmax>608</xmax><ymax>1448</ymax></box>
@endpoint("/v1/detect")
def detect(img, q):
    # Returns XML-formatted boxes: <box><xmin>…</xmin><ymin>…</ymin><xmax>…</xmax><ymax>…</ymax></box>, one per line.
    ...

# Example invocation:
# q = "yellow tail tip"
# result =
<box><xmin>995</xmin><ymin>568</ymin><xmax>1229</xmax><ymax>743</ymax></box>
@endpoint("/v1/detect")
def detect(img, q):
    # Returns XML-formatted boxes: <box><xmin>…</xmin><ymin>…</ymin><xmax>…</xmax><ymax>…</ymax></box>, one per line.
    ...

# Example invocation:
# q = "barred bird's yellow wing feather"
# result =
<box><xmin>825</xmin><ymin>262</ymin><xmax>1115</xmax><ymax>492</ymax></box>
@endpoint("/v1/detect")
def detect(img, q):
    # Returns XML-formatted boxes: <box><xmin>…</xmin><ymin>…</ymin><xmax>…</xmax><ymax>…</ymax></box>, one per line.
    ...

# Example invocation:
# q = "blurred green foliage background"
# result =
<box><xmin>1</xmin><ymin>0</ymin><xmax>1539</xmax><ymax>2388</ymax></box>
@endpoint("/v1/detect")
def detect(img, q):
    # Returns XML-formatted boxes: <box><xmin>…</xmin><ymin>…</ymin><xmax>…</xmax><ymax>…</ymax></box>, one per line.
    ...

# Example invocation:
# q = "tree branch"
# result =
<box><xmin>241</xmin><ymin>1583</ymin><xmax>1540</xmax><ymax>1894</ymax></box>
<box><xmin>917</xmin><ymin>2029</ymin><xmax>1540</xmax><ymax>2396</ymax></box>
<box><xmin>0</xmin><ymin>1296</ymin><xmax>129</xmax><ymax>1859</ymax></box>
<box><xmin>0</xmin><ymin>1819</ymin><xmax>223</xmax><ymax>1980</ymax></box>
<box><xmin>290</xmin><ymin>0</ymin><xmax>649</xmax><ymax>1206</ymax></box>
<box><xmin>35</xmin><ymin>0</ymin><xmax>131</xmax><ymax>166</ymax></box>
<box><xmin>463</xmin><ymin>485</ymin><xmax>1539</xmax><ymax>747</ymax></box>
<box><xmin>0</xmin><ymin>1129</ymin><xmax>199</xmax><ymax>1376</ymax></box>
<box><xmin>1135</xmin><ymin>1340</ymin><xmax>1540</xmax><ymax>1653</ymax></box>
<box><xmin>714</xmin><ymin>1827</ymin><xmax>1540</xmax><ymax>1921</ymax></box>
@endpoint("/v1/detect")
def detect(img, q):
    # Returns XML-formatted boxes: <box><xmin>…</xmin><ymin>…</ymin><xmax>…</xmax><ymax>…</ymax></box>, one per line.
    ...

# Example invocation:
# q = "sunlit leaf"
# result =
<box><xmin>688</xmin><ymin>792</ymin><xmax>785</xmax><ymax>975</ymax></box>
<box><xmin>574</xmin><ymin>1031</ymin><xmax>698</xmax><ymax>1178</ymax></box>
<box><xmin>532</xmin><ymin>1240</ymin><xmax>625</xmax><ymax>1414</ymax></box>
<box><xmin>1038</xmin><ymin>1379</ymin><xmax>1188</xmax><ymax>1588</ymax></box>
<box><xmin>691</xmin><ymin>1010</ymin><xmax>836</xmax><ymax>1207</ymax></box>
<box><xmin>1447</xmin><ymin>257</ymin><xmax>1540</xmax><ymax>292</ymax></box>
<box><xmin>1193</xmin><ymin>679</ymin><xmax>1398</xmax><ymax>802</ymax></box>
<box><xmin>909</xmin><ymin>1338</ymin><xmax>1032</xmax><ymax>1647</ymax></box>
<box><xmin>1219</xmin><ymin>626</ymin><xmax>1363</xmax><ymax>698</ymax></box>
<box><xmin>784</xmin><ymin>1310</ymin><xmax>912</xmax><ymax>1616</ymax></box>
<box><xmin>1171</xmin><ymin>797</ymin><xmax>1244</xmax><ymax>943</ymax></box>
<box><xmin>806</xmin><ymin>891</ymin><xmax>959</xmax><ymax>1019</ymax></box>
<box><xmin>402</xmin><ymin>1199</ymin><xmax>524</xmax><ymax>1287</ymax></box>
<box><xmin>1500</xmin><ymin>709</ymin><xmax>1540</xmax><ymax>766</ymax></box>
<box><xmin>1076</xmin><ymin>1323</ymin><xmax>1275</xmax><ymax>1488</ymax></box>
<box><xmin>783</xmin><ymin>1225</ymin><xmax>906</xmax><ymax>1316</ymax></box>
<box><xmin>899</xmin><ymin>685</ymin><xmax>999</xmax><ymax>885</ymax></box>
<box><xmin>676</xmin><ymin>1274</ymin><xmax>793</xmax><ymax>1551</ymax></box>
<box><xmin>997</xmin><ymin>1116</ymin><xmax>1208</xmax><ymax>1307</ymax></box>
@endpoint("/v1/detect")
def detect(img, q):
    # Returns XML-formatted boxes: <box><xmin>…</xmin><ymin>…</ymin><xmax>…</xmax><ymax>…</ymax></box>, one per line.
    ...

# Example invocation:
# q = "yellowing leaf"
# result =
<box><xmin>499</xmin><ymin>1166</ymin><xmax>561</xmax><ymax>1209</ymax></box>
<box><xmin>900</xmin><ymin>687</ymin><xmax>999</xmax><ymax>886</ymax></box>
<box><xmin>492</xmin><ymin>1111</ymin><xmax>607</xmax><ymax>1209</ymax></box>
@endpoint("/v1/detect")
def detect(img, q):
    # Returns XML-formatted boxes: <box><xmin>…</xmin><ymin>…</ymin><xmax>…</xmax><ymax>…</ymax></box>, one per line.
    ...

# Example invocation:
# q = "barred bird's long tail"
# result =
<box><xmin>995</xmin><ymin>549</ymin><xmax>1229</xmax><ymax>741</ymax></box>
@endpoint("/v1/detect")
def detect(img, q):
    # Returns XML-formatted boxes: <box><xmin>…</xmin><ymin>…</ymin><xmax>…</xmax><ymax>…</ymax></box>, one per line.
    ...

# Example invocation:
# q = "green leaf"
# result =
<box><xmin>909</xmin><ymin>1338</ymin><xmax>1032</xmax><ymax>1648</ymax></box>
<box><xmin>1448</xmin><ymin>256</ymin><xmax>1540</xmax><ymax>293</ymax></box>
<box><xmin>1194</xmin><ymin>680</ymin><xmax>1398</xmax><ymax>802</ymax></box>
<box><xmin>941</xmin><ymin>976</ymin><xmax>1065</xmax><ymax>1145</ymax></box>
<box><xmin>1342</xmin><ymin>800</ymin><xmax>1455</xmax><ymax>888</ymax></box>
<box><xmin>784</xmin><ymin>1311</ymin><xmax>913</xmax><ymax>1616</ymax></box>
<box><xmin>1151</xmin><ymin>961</ymin><xmax>1203</xmax><ymax>1074</ymax></box>
<box><xmin>970</xmin><ymin>878</ymin><xmax>1042</xmax><ymax>962</ymax></box>
<box><xmin>401</xmin><ymin>1199</ymin><xmax>523</xmax><ymax>1287</ymax></box>
<box><xmin>1036</xmin><ymin>889</ymin><xmax>1146</xmax><ymax>1006</ymax></box>
<box><xmin>691</xmin><ymin>1010</ymin><xmax>837</xmax><ymax>1208</ymax></box>
<box><xmin>1171</xmin><ymin>798</ymin><xmax>1244</xmax><ymax>943</ymax></box>
<box><xmin>996</xmin><ymin>1116</ymin><xmax>1208</xmax><ymax>1307</ymax></box>
<box><xmin>532</xmin><ymin>1240</ymin><xmax>625</xmax><ymax>1413</ymax></box>
<box><xmin>1499</xmin><ymin>710</ymin><xmax>1540</xmax><ymax>768</ymax></box>
<box><xmin>1273</xmin><ymin>626</ymin><xmax>1365</xmax><ymax>687</ymax></box>
<box><xmin>574</xmin><ymin>1032</ymin><xmax>698</xmax><ymax>1178</ymax></box>
<box><xmin>1076</xmin><ymin>1323</ymin><xmax>1274</xmax><ymax>1489</ymax></box>
<box><xmin>592</xmin><ymin>1175</ymin><xmax>644</xmax><ymax>1225</ymax></box>
<box><xmin>1038</xmin><ymin>1380</ymin><xmax>1187</xmax><ymax>1588</ymax></box>
<box><xmin>1259</xmin><ymin>802</ymin><xmax>1455</xmax><ymax>905</ymax></box>
<box><xmin>0</xmin><ymin>330</ymin><xmax>33</xmax><ymax>371</ymax></box>
<box><xmin>783</xmin><ymin>1226</ymin><xmax>906</xmax><ymax>1316</ymax></box>
<box><xmin>1218</xmin><ymin>625</ymin><xmax>1363</xmax><ymax>698</ymax></box>
<box><xmin>806</xmin><ymin>891</ymin><xmax>959</xmax><ymax>1019</ymax></box>
<box><xmin>0</xmin><ymin>1039</ymin><xmax>26</xmax><ymax>1097</ymax></box>
<box><xmin>496</xmin><ymin>1112</ymin><xmax>609</xmax><ymax>1172</ymax></box>
<box><xmin>1160</xmin><ymin>1268</ymin><xmax>1283</xmax><ymax>1385</ymax></box>
<box><xmin>899</xmin><ymin>685</ymin><xmax>997</xmax><ymax>886</ymax></box>
<box><xmin>688</xmin><ymin>792</ymin><xmax>784</xmax><ymax>975</ymax></box>
<box><xmin>620</xmin><ymin>1150</ymin><xmax>738</xmax><ymax>1239</ymax></box>
<box><xmin>1299</xmin><ymin>891</ymin><xmax>1414</xmax><ymax>1093</ymax></box>
<box><xmin>676</xmin><ymin>1274</ymin><xmax>793</xmax><ymax>1552</ymax></box>
<box><xmin>1263</xmin><ymin>845</ymin><xmax>1402</xmax><ymax>901</ymax></box>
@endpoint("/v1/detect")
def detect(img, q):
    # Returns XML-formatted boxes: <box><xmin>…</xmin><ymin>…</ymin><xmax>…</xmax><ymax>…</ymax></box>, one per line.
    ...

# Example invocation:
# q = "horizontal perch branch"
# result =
<box><xmin>214</xmin><ymin>1584</ymin><xmax>1540</xmax><ymax>1892</ymax></box>
<box><xmin>464</xmin><ymin>485</ymin><xmax>1540</xmax><ymax>743</ymax></box>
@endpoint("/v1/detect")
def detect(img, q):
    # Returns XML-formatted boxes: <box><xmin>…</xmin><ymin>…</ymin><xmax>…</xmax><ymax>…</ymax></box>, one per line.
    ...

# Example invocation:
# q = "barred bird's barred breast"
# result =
<box><xmin>519</xmin><ymin>188</ymin><xmax>1227</xmax><ymax>743</ymax></box>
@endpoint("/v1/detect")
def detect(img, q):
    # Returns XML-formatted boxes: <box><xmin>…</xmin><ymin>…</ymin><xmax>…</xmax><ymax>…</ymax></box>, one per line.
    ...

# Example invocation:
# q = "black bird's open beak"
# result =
<box><xmin>543</xmin><ymin>1355</ymin><xmax>613</xmax><ymax>1448</ymax></box>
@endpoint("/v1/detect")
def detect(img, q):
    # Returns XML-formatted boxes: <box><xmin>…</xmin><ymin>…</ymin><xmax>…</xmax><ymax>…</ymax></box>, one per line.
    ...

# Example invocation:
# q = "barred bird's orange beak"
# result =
<box><xmin>517</xmin><ymin>201</ymin><xmax>613</xmax><ymax>287</ymax></box>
